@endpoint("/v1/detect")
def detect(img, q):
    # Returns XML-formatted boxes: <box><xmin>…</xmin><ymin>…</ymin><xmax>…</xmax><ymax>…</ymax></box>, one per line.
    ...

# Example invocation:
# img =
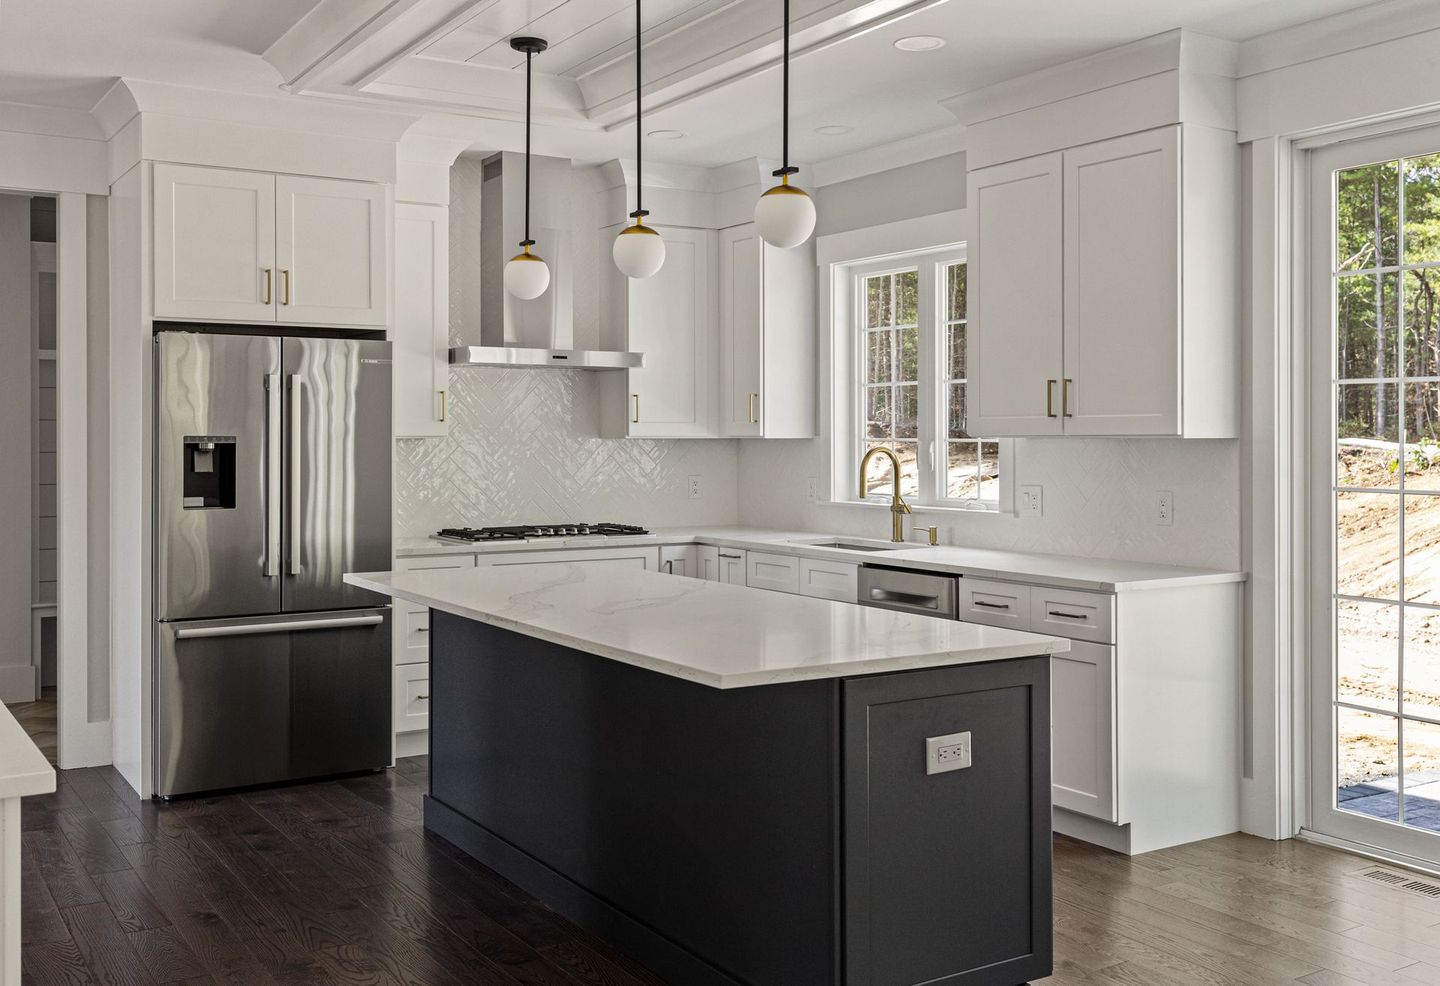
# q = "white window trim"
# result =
<box><xmin>820</xmin><ymin>208</ymin><xmax>1014</xmax><ymax>515</ymax></box>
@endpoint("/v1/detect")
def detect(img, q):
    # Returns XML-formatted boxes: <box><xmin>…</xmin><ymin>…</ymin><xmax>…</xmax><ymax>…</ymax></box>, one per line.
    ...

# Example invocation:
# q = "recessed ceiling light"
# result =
<box><xmin>815</xmin><ymin>125</ymin><xmax>853</xmax><ymax>136</ymax></box>
<box><xmin>894</xmin><ymin>35</ymin><xmax>945</xmax><ymax>52</ymax></box>
<box><xmin>648</xmin><ymin>129</ymin><xmax>686</xmax><ymax>140</ymax></box>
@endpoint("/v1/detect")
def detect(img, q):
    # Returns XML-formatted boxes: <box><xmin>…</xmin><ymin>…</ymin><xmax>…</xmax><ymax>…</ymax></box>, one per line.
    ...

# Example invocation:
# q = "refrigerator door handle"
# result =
<box><xmin>265</xmin><ymin>373</ymin><xmax>281</xmax><ymax>577</ymax></box>
<box><xmin>288</xmin><ymin>374</ymin><xmax>302</xmax><ymax>577</ymax></box>
<box><xmin>174</xmin><ymin>614</ymin><xmax>384</xmax><ymax>640</ymax></box>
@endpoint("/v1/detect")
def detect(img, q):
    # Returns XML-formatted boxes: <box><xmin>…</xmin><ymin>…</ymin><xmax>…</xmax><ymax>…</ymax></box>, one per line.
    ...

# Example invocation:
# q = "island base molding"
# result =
<box><xmin>425</xmin><ymin>611</ymin><xmax>1054</xmax><ymax>986</ymax></box>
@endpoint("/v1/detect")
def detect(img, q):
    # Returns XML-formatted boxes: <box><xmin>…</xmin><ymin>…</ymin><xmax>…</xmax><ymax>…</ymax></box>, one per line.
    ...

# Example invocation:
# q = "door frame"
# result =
<box><xmin>1301</xmin><ymin>124</ymin><xmax>1440</xmax><ymax>868</ymax></box>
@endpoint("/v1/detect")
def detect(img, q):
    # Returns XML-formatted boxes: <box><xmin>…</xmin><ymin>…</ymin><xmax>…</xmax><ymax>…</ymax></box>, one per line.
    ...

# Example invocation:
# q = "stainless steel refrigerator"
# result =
<box><xmin>153</xmin><ymin>330</ymin><xmax>393</xmax><ymax>797</ymax></box>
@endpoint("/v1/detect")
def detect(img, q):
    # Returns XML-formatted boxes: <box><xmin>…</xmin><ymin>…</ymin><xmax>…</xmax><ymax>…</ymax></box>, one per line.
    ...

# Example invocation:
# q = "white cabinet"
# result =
<box><xmin>967</xmin><ymin>125</ymin><xmax>1237</xmax><ymax>438</ymax></box>
<box><xmin>153</xmin><ymin>163</ymin><xmax>388</xmax><ymax>328</ymax></box>
<box><xmin>392</xmin><ymin>554</ymin><xmax>476</xmax><ymax>667</ymax></box>
<box><xmin>746</xmin><ymin>551</ymin><xmax>800</xmax><ymax>594</ymax></box>
<box><xmin>797</xmin><ymin>558</ymin><xmax>858</xmax><ymax>602</ymax></box>
<box><xmin>696</xmin><ymin>545</ymin><xmax>720</xmax><ymax>581</ymax></box>
<box><xmin>967</xmin><ymin>154</ymin><xmax>1063</xmax><ymax>436</ymax></box>
<box><xmin>394</xmin><ymin>663</ymin><xmax>431</xmax><ymax>735</ymax></box>
<box><xmin>479</xmin><ymin>546</ymin><xmax>662</xmax><ymax>571</ymax></box>
<box><xmin>715</xmin><ymin>548</ymin><xmax>747</xmax><ymax>585</ymax></box>
<box><xmin>153</xmin><ymin>164</ymin><xmax>276</xmax><ymax>323</ymax></box>
<box><xmin>602</xmin><ymin>226</ymin><xmax>715</xmax><ymax>438</ymax></box>
<box><xmin>1051</xmin><ymin>639</ymin><xmax>1116</xmax><ymax>821</ymax></box>
<box><xmin>718</xmin><ymin>224</ymin><xmax>815</xmax><ymax>439</ymax></box>
<box><xmin>394</xmin><ymin>203</ymin><xmax>449</xmax><ymax>438</ymax></box>
<box><xmin>957</xmin><ymin>578</ymin><xmax>1031</xmax><ymax>630</ymax></box>
<box><xmin>660</xmin><ymin>544</ymin><xmax>701</xmax><ymax>578</ymax></box>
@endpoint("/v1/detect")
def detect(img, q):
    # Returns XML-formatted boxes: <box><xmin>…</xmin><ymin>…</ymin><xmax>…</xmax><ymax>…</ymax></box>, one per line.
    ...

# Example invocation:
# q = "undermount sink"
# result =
<box><xmin>790</xmin><ymin>538</ymin><xmax>916</xmax><ymax>552</ymax></box>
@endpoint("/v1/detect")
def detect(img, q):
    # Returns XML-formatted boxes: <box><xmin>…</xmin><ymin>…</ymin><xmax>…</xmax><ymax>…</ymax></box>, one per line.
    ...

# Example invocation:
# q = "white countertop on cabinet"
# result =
<box><xmin>394</xmin><ymin>526</ymin><xmax>1245</xmax><ymax>593</ymax></box>
<box><xmin>346</xmin><ymin>564</ymin><xmax>1069</xmax><ymax>689</ymax></box>
<box><xmin>0</xmin><ymin>702</ymin><xmax>54</xmax><ymax>801</ymax></box>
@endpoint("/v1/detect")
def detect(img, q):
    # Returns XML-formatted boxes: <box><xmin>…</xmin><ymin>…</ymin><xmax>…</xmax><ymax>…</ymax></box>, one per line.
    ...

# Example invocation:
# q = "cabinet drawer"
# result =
<box><xmin>798</xmin><ymin>558</ymin><xmax>858</xmax><ymax>602</ymax></box>
<box><xmin>1031</xmin><ymin>586</ymin><xmax>1114</xmax><ymax>644</ymax></box>
<box><xmin>747</xmin><ymin>551</ymin><xmax>800</xmax><ymax>594</ymax></box>
<box><xmin>396</xmin><ymin>554</ymin><xmax>477</xmax><ymax>573</ymax></box>
<box><xmin>394</xmin><ymin>664</ymin><xmax>430</xmax><ymax>734</ymax></box>
<box><xmin>958</xmin><ymin>578</ymin><xmax>1032</xmax><ymax>630</ymax></box>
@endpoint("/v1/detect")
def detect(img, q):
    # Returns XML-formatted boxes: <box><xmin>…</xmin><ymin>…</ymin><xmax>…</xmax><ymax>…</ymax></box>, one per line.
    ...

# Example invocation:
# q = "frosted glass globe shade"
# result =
<box><xmin>504</xmin><ymin>252</ymin><xmax>550</xmax><ymax>300</ymax></box>
<box><xmin>754</xmin><ymin>183</ymin><xmax>816</xmax><ymax>249</ymax></box>
<box><xmin>613</xmin><ymin>225</ymin><xmax>666</xmax><ymax>279</ymax></box>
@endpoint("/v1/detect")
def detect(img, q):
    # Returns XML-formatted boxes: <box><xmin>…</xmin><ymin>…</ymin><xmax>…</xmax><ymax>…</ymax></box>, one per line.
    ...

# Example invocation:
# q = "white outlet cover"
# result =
<box><xmin>1157</xmin><ymin>490</ymin><xmax>1173</xmax><ymax>526</ymax></box>
<box><xmin>688</xmin><ymin>475</ymin><xmax>702</xmax><ymax>500</ymax></box>
<box><xmin>805</xmin><ymin>477</ymin><xmax>818</xmax><ymax>502</ymax></box>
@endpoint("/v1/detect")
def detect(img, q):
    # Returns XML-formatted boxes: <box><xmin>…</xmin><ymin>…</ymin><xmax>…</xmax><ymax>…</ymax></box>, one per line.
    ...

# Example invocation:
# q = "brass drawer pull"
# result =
<box><xmin>439</xmin><ymin>390</ymin><xmax>447</xmax><ymax>422</ymax></box>
<box><xmin>632</xmin><ymin>394</ymin><xmax>640</xmax><ymax>423</ymax></box>
<box><xmin>281</xmin><ymin>269</ymin><xmax>292</xmax><ymax>305</ymax></box>
<box><xmin>263</xmin><ymin>268</ymin><xmax>273</xmax><ymax>305</ymax></box>
<box><xmin>748</xmin><ymin>393</ymin><xmax>758</xmax><ymax>424</ymax></box>
<box><xmin>1046</xmin><ymin>379</ymin><xmax>1056</xmax><ymax>418</ymax></box>
<box><xmin>1062</xmin><ymin>378</ymin><xmax>1073</xmax><ymax>417</ymax></box>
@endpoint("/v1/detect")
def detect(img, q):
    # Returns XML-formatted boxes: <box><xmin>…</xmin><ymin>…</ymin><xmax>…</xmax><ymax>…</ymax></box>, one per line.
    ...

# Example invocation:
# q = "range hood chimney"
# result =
<box><xmin>449</xmin><ymin>151</ymin><xmax>643</xmax><ymax>369</ymax></box>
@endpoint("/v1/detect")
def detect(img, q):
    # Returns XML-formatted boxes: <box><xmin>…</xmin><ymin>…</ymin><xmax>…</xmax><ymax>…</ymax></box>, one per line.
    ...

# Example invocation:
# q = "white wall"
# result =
<box><xmin>0</xmin><ymin>196</ymin><xmax>33</xmax><ymax>700</ymax></box>
<box><xmin>738</xmin><ymin>156</ymin><xmax>1243</xmax><ymax>571</ymax></box>
<box><xmin>393</xmin><ymin>159</ymin><xmax>741</xmax><ymax>538</ymax></box>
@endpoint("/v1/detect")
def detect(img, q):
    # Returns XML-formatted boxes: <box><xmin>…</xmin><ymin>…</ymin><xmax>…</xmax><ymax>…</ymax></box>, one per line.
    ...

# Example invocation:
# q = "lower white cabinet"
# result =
<box><xmin>747</xmin><ymin>551</ymin><xmax>800</xmax><ymax>594</ymax></box>
<box><xmin>957</xmin><ymin>578</ymin><xmax>1031</xmax><ymax>630</ymax></box>
<box><xmin>479</xmin><ymin>546</ymin><xmax>662</xmax><ymax>571</ymax></box>
<box><xmin>715</xmin><ymin>549</ymin><xmax>747</xmax><ymax>585</ymax></box>
<box><xmin>660</xmin><ymin>545</ymin><xmax>700</xmax><ymax>577</ymax></box>
<box><xmin>797</xmin><ymin>558</ymin><xmax>858</xmax><ymax>602</ymax></box>
<box><xmin>394</xmin><ymin>663</ymin><xmax>431</xmax><ymax>735</ymax></box>
<box><xmin>1050</xmin><ymin>640</ymin><xmax>1116</xmax><ymax>821</ymax></box>
<box><xmin>392</xmin><ymin>553</ymin><xmax>476</xmax><ymax>668</ymax></box>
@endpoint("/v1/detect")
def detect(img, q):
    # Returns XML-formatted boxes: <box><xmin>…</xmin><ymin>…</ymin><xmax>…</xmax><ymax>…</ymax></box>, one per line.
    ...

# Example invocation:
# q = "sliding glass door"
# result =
<box><xmin>1310</xmin><ymin>128</ymin><xmax>1440</xmax><ymax>862</ymax></box>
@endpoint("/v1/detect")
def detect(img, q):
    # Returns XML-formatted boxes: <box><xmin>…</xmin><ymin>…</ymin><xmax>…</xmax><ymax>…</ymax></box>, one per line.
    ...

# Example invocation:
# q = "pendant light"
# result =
<box><xmin>754</xmin><ymin>0</ymin><xmax>815</xmax><ymax>249</ymax></box>
<box><xmin>504</xmin><ymin>36</ymin><xmax>552</xmax><ymax>300</ymax></box>
<box><xmin>612</xmin><ymin>0</ymin><xmax>665</xmax><ymax>279</ymax></box>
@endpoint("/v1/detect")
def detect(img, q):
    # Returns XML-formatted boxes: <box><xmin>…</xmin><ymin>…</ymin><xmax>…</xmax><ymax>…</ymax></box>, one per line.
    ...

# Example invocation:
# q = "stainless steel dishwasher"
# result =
<box><xmin>856</xmin><ymin>566</ymin><xmax>959</xmax><ymax>618</ymax></box>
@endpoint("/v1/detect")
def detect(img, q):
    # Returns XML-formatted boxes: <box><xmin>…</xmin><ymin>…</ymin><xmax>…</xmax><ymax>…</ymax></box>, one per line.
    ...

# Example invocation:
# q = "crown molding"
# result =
<box><xmin>0</xmin><ymin>101</ymin><xmax>105</xmax><ymax>142</ymax></box>
<box><xmin>810</xmin><ymin>122</ymin><xmax>965</xmax><ymax>187</ymax></box>
<box><xmin>1236</xmin><ymin>0</ymin><xmax>1440</xmax><ymax>79</ymax></box>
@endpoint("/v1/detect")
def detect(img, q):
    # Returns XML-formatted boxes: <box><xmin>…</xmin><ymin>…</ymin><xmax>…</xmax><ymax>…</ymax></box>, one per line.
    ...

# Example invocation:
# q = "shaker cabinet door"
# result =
<box><xmin>627</xmin><ymin>226</ymin><xmax>714</xmax><ymax>437</ymax></box>
<box><xmin>275</xmin><ymin>175</ymin><xmax>388</xmax><ymax>327</ymax></box>
<box><xmin>153</xmin><ymin>164</ymin><xmax>277</xmax><ymax>322</ymax></box>
<box><xmin>394</xmin><ymin>202</ymin><xmax>450</xmax><ymax>437</ymax></box>
<box><xmin>1050</xmin><ymin>639</ymin><xmax>1117</xmax><ymax>821</ymax></box>
<box><xmin>720</xmin><ymin>225</ymin><xmax>763</xmax><ymax>436</ymax></box>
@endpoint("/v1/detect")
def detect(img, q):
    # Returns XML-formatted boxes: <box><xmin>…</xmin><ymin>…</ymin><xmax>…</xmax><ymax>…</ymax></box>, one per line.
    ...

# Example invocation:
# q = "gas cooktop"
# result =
<box><xmin>434</xmin><ymin>523</ymin><xmax>651</xmax><ymax>544</ymax></box>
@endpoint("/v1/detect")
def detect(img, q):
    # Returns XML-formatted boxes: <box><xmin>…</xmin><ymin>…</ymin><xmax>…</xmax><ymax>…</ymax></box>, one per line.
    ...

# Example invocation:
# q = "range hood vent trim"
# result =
<box><xmin>449</xmin><ymin>346</ymin><xmax>644</xmax><ymax>369</ymax></box>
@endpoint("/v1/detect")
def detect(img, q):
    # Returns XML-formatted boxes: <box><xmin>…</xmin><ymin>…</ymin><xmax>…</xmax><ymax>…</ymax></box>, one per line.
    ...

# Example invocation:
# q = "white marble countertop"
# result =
<box><xmin>346</xmin><ymin>564</ymin><xmax>1070</xmax><ymax>689</ymax></box>
<box><xmin>0</xmin><ymin>701</ymin><xmax>55</xmax><ymax>801</ymax></box>
<box><xmin>395</xmin><ymin>526</ymin><xmax>1246</xmax><ymax>593</ymax></box>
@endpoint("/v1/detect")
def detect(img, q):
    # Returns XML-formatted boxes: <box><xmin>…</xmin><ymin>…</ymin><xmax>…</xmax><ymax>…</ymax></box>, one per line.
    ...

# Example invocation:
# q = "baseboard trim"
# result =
<box><xmin>394</xmin><ymin>730</ymin><xmax>427</xmax><ymax>759</ymax></box>
<box><xmin>424</xmin><ymin>795</ymin><xmax>743</xmax><ymax>986</ymax></box>
<box><xmin>1053</xmin><ymin>808</ymin><xmax>1133</xmax><ymax>854</ymax></box>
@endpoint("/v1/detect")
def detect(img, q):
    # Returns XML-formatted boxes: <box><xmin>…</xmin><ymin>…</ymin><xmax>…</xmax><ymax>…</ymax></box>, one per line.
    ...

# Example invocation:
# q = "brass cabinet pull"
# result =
<box><xmin>281</xmin><ymin>269</ymin><xmax>291</xmax><ymax>305</ymax></box>
<box><xmin>438</xmin><ymin>390</ymin><xmax>447</xmax><ymax>422</ymax></box>
<box><xmin>632</xmin><ymin>394</ymin><xmax>640</xmax><ymax>423</ymax></box>
<box><xmin>1062</xmin><ymin>378</ymin><xmax>1073</xmax><ymax>417</ymax></box>
<box><xmin>748</xmin><ymin>393</ymin><xmax>758</xmax><ymax>424</ymax></box>
<box><xmin>1046</xmin><ymin>380</ymin><xmax>1057</xmax><ymax>418</ymax></box>
<box><xmin>263</xmin><ymin>268</ymin><xmax>273</xmax><ymax>305</ymax></box>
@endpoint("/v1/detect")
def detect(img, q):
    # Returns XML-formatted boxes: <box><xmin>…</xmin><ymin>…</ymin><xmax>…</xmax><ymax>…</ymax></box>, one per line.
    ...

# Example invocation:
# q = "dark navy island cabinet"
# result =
<box><xmin>425</xmin><ymin>610</ymin><xmax>1053</xmax><ymax>986</ymax></box>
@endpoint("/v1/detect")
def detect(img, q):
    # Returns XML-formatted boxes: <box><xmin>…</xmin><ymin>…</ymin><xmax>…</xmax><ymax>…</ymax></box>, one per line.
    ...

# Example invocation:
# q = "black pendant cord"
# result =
<box><xmin>774</xmin><ymin>0</ymin><xmax>798</xmax><ymax>179</ymax></box>
<box><xmin>631</xmin><ymin>0</ymin><xmax>648</xmax><ymax>221</ymax></box>
<box><xmin>522</xmin><ymin>47</ymin><xmax>534</xmax><ymax>248</ymax></box>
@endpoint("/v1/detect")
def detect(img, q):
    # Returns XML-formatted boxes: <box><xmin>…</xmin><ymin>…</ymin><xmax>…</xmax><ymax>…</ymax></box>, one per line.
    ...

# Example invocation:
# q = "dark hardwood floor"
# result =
<box><xmin>21</xmin><ymin>758</ymin><xmax>668</xmax><ymax>986</ymax></box>
<box><xmin>24</xmin><ymin>759</ymin><xmax>1440</xmax><ymax>985</ymax></box>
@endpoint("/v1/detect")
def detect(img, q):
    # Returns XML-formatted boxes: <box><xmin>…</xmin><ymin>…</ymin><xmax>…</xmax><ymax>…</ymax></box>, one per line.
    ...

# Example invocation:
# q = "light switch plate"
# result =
<box><xmin>926</xmin><ymin>731</ymin><xmax>972</xmax><ymax>775</ymax></box>
<box><xmin>1019</xmin><ymin>485</ymin><xmax>1042</xmax><ymax>517</ymax></box>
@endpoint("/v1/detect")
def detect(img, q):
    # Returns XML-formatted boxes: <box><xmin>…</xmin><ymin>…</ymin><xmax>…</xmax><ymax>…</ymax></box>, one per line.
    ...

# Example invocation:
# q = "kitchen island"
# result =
<box><xmin>346</xmin><ymin>563</ymin><xmax>1069</xmax><ymax>986</ymax></box>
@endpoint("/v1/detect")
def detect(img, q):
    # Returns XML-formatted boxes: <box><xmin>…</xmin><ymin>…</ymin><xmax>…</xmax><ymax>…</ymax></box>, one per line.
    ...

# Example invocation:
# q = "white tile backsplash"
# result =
<box><xmin>737</xmin><ymin>436</ymin><xmax>1241</xmax><ymax>570</ymax></box>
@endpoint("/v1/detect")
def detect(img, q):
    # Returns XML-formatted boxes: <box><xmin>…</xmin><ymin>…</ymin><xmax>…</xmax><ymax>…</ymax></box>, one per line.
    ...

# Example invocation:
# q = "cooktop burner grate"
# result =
<box><xmin>435</xmin><ymin>523</ymin><xmax>650</xmax><ymax>543</ymax></box>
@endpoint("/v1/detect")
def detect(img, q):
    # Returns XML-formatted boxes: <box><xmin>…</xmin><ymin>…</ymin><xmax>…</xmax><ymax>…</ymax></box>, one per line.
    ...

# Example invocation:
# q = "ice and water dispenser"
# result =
<box><xmin>181</xmin><ymin>436</ymin><xmax>236</xmax><ymax>509</ymax></box>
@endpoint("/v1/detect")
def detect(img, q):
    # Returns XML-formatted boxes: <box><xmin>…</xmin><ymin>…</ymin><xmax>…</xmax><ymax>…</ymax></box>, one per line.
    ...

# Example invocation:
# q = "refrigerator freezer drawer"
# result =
<box><xmin>155</xmin><ymin>608</ymin><xmax>392</xmax><ymax>797</ymax></box>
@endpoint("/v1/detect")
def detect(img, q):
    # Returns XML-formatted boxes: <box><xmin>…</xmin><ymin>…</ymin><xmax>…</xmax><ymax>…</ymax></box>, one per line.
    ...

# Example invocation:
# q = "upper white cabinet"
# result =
<box><xmin>967</xmin><ymin>125</ymin><xmax>1237</xmax><ymax>439</ymax></box>
<box><xmin>153</xmin><ymin>163</ymin><xmax>388</xmax><ymax>328</ymax></box>
<box><xmin>719</xmin><ymin>224</ymin><xmax>815</xmax><ymax>439</ymax></box>
<box><xmin>602</xmin><ymin>226</ymin><xmax>715</xmax><ymax>439</ymax></box>
<box><xmin>153</xmin><ymin>164</ymin><xmax>276</xmax><ymax>323</ymax></box>
<box><xmin>394</xmin><ymin>203</ymin><xmax>449</xmax><ymax>438</ymax></box>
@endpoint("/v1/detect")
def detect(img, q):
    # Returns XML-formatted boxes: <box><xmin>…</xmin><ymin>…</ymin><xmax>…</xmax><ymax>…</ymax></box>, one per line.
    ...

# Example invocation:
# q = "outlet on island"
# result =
<box><xmin>925</xmin><ymin>731</ymin><xmax>972</xmax><ymax>775</ymax></box>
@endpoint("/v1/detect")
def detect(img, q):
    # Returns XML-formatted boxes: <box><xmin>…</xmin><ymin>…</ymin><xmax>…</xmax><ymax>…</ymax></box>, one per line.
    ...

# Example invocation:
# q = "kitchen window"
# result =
<box><xmin>845</xmin><ymin>248</ymin><xmax>1007</xmax><ymax>511</ymax></box>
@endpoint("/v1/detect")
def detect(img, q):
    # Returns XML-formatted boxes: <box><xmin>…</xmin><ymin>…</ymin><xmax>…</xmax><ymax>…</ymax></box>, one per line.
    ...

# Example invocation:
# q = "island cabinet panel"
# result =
<box><xmin>425</xmin><ymin>612</ymin><xmax>1054</xmax><ymax>986</ymax></box>
<box><xmin>843</xmin><ymin>660</ymin><xmax>1053</xmax><ymax>986</ymax></box>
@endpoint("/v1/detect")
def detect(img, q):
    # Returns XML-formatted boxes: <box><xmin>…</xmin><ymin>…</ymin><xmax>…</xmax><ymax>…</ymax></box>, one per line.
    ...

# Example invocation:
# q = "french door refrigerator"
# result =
<box><xmin>154</xmin><ymin>330</ymin><xmax>392</xmax><ymax>797</ymax></box>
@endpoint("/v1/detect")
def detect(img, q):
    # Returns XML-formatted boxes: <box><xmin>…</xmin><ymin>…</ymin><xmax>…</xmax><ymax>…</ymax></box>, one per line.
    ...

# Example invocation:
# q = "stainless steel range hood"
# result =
<box><xmin>449</xmin><ymin>152</ymin><xmax>643</xmax><ymax>370</ymax></box>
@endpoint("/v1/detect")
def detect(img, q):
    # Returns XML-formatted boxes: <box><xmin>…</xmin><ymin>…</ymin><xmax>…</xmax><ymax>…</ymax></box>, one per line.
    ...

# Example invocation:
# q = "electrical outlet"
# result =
<box><xmin>688</xmin><ymin>475</ymin><xmax>703</xmax><ymax>500</ymax></box>
<box><xmin>925</xmin><ymin>731</ymin><xmax>972</xmax><ymax>775</ymax></box>
<box><xmin>805</xmin><ymin>477</ymin><xmax>818</xmax><ymax>503</ymax></box>
<box><xmin>1157</xmin><ymin>490</ymin><xmax>1173</xmax><ymax>526</ymax></box>
<box><xmin>1019</xmin><ymin>485</ymin><xmax>1043</xmax><ymax>517</ymax></box>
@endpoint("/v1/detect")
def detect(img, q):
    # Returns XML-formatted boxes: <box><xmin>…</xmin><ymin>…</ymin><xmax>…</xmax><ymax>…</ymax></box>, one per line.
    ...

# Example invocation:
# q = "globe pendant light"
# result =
<box><xmin>504</xmin><ymin>36</ymin><xmax>552</xmax><ymax>300</ymax></box>
<box><xmin>612</xmin><ymin>0</ymin><xmax>665</xmax><ymax>279</ymax></box>
<box><xmin>754</xmin><ymin>0</ymin><xmax>815</xmax><ymax>249</ymax></box>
